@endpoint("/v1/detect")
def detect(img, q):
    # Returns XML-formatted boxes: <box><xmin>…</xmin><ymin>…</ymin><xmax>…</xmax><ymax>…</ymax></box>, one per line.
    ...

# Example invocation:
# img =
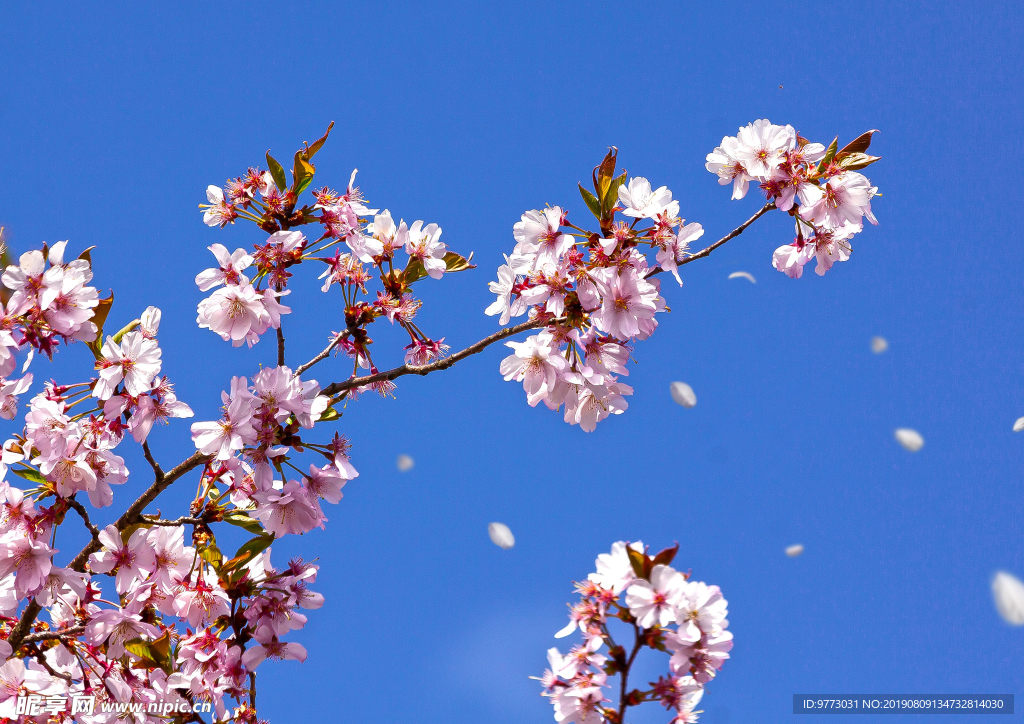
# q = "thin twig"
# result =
<box><xmin>277</xmin><ymin>325</ymin><xmax>286</xmax><ymax>366</ymax></box>
<box><xmin>617</xmin><ymin>623</ymin><xmax>643</xmax><ymax>723</ymax></box>
<box><xmin>65</xmin><ymin>496</ymin><xmax>100</xmax><ymax>544</ymax></box>
<box><xmin>647</xmin><ymin>200</ymin><xmax>777</xmax><ymax>279</ymax></box>
<box><xmin>21</xmin><ymin>626</ymin><xmax>85</xmax><ymax>644</ymax></box>
<box><xmin>295</xmin><ymin>328</ymin><xmax>350</xmax><ymax>377</ymax></box>
<box><xmin>321</xmin><ymin>316</ymin><xmax>553</xmax><ymax>397</ymax></box>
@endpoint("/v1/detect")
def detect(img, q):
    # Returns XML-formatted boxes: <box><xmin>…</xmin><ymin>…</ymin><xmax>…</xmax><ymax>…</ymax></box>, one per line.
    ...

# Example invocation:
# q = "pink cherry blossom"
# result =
<box><xmin>625</xmin><ymin>564</ymin><xmax>686</xmax><ymax>629</ymax></box>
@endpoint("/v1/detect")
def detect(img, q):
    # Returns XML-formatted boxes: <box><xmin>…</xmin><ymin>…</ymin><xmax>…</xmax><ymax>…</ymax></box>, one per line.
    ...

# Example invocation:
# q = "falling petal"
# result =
<box><xmin>488</xmin><ymin>522</ymin><xmax>515</xmax><ymax>550</ymax></box>
<box><xmin>870</xmin><ymin>336</ymin><xmax>888</xmax><ymax>354</ymax></box>
<box><xmin>728</xmin><ymin>271</ymin><xmax>756</xmax><ymax>283</ymax></box>
<box><xmin>670</xmin><ymin>381</ymin><xmax>697</xmax><ymax>409</ymax></box>
<box><xmin>785</xmin><ymin>544</ymin><xmax>804</xmax><ymax>557</ymax></box>
<box><xmin>1014</xmin><ymin>417</ymin><xmax>1024</xmax><ymax>433</ymax></box>
<box><xmin>992</xmin><ymin>571</ymin><xmax>1024</xmax><ymax>625</ymax></box>
<box><xmin>894</xmin><ymin>428</ymin><xmax>924</xmax><ymax>452</ymax></box>
<box><xmin>396</xmin><ymin>454</ymin><xmax>414</xmax><ymax>472</ymax></box>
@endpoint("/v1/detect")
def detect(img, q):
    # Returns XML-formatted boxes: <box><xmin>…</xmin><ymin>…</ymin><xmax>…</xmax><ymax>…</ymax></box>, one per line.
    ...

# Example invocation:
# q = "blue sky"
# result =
<box><xmin>2</xmin><ymin>1</ymin><xmax>1023</xmax><ymax>722</ymax></box>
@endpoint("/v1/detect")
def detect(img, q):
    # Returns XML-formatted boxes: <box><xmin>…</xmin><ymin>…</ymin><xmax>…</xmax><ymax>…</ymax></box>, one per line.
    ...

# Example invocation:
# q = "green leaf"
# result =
<box><xmin>12</xmin><ymin>467</ymin><xmax>46</xmax><ymax>486</ymax></box>
<box><xmin>304</xmin><ymin>121</ymin><xmax>335</xmax><ymax>160</ymax></box>
<box><xmin>838</xmin><ymin>129</ymin><xmax>879</xmax><ymax>155</ymax></box>
<box><xmin>86</xmin><ymin>292</ymin><xmax>115</xmax><ymax>359</ymax></box>
<box><xmin>111</xmin><ymin>319</ymin><xmax>140</xmax><ymax>344</ymax></box>
<box><xmin>266</xmin><ymin>151</ymin><xmax>288</xmax><ymax>193</ymax></box>
<box><xmin>579</xmin><ymin>183</ymin><xmax>602</xmax><ymax>219</ymax></box>
<box><xmin>292</xmin><ymin>150</ymin><xmax>316</xmax><ymax>196</ymax></box>
<box><xmin>602</xmin><ymin>171</ymin><xmax>627</xmax><ymax>215</ymax></box>
<box><xmin>222</xmin><ymin>534</ymin><xmax>274</xmax><ymax>572</ymax></box>
<box><xmin>443</xmin><ymin>251</ymin><xmax>476</xmax><ymax>273</ymax></box>
<box><xmin>318</xmin><ymin>406</ymin><xmax>341</xmax><ymax>422</ymax></box>
<box><xmin>816</xmin><ymin>136</ymin><xmax>839</xmax><ymax>175</ymax></box>
<box><xmin>200</xmin><ymin>543</ymin><xmax>224</xmax><ymax>571</ymax></box>
<box><xmin>223</xmin><ymin>511</ymin><xmax>264</xmax><ymax>535</ymax></box>
<box><xmin>402</xmin><ymin>257</ymin><xmax>427</xmax><ymax>284</ymax></box>
<box><xmin>123</xmin><ymin>638</ymin><xmax>154</xmax><ymax>660</ymax></box>
<box><xmin>835</xmin><ymin>152</ymin><xmax>882</xmax><ymax>171</ymax></box>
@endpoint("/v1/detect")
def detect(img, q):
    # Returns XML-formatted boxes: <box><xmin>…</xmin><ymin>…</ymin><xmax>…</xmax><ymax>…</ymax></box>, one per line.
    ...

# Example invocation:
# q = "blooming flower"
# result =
<box><xmin>93</xmin><ymin>330</ymin><xmax>162</xmax><ymax>399</ymax></box>
<box><xmin>618</xmin><ymin>177</ymin><xmax>679</xmax><ymax>220</ymax></box>
<box><xmin>625</xmin><ymin>564</ymin><xmax>686</xmax><ymax>629</ymax></box>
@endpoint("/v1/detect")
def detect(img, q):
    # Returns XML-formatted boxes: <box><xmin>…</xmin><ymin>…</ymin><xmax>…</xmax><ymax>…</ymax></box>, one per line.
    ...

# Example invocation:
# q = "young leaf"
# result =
<box><xmin>579</xmin><ymin>183</ymin><xmax>602</xmax><ymax>219</ymax></box>
<box><xmin>442</xmin><ymin>251</ymin><xmax>476</xmax><ymax>273</ymax></box>
<box><xmin>223</xmin><ymin>511</ymin><xmax>264</xmax><ymax>535</ymax></box>
<box><xmin>77</xmin><ymin>246</ymin><xmax>96</xmax><ymax>264</ymax></box>
<box><xmin>626</xmin><ymin>546</ymin><xmax>647</xmax><ymax>579</ymax></box>
<box><xmin>292</xmin><ymin>150</ymin><xmax>316</xmax><ymax>196</ymax></box>
<box><xmin>650</xmin><ymin>543</ymin><xmax>679</xmax><ymax>568</ymax></box>
<box><xmin>86</xmin><ymin>292</ymin><xmax>115</xmax><ymax>359</ymax></box>
<box><xmin>304</xmin><ymin>121</ymin><xmax>335</xmax><ymax>160</ymax></box>
<box><xmin>815</xmin><ymin>136</ymin><xmax>839</xmax><ymax>175</ymax></box>
<box><xmin>835</xmin><ymin>152</ymin><xmax>882</xmax><ymax>171</ymax></box>
<box><xmin>200</xmin><ymin>543</ymin><xmax>224</xmax><ymax>571</ymax></box>
<box><xmin>318</xmin><ymin>406</ymin><xmax>341</xmax><ymax>423</ymax></box>
<box><xmin>222</xmin><ymin>534</ymin><xmax>274</xmax><ymax>572</ymax></box>
<box><xmin>111</xmin><ymin>319</ymin><xmax>141</xmax><ymax>344</ymax></box>
<box><xmin>266</xmin><ymin>151</ymin><xmax>288</xmax><ymax>193</ymax></box>
<box><xmin>838</xmin><ymin>129</ymin><xmax>879</xmax><ymax>155</ymax></box>
<box><xmin>602</xmin><ymin>171</ymin><xmax>627</xmax><ymax>215</ymax></box>
<box><xmin>12</xmin><ymin>468</ymin><xmax>46</xmax><ymax>486</ymax></box>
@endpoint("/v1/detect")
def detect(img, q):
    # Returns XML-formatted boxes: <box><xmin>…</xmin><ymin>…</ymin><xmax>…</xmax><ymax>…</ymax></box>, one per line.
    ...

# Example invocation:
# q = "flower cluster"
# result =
<box><xmin>538</xmin><ymin>542</ymin><xmax>731</xmax><ymax>724</ymax></box>
<box><xmin>189</xmin><ymin>365</ymin><xmax>354</xmax><ymax>536</ymax></box>
<box><xmin>706</xmin><ymin>119</ymin><xmax>881</xmax><ymax>278</ymax></box>
<box><xmin>0</xmin><ymin>122</ymin><xmax>882</xmax><ymax>721</ymax></box>
<box><xmin>488</xmin><ymin>149</ymin><xmax>703</xmax><ymax>430</ymax></box>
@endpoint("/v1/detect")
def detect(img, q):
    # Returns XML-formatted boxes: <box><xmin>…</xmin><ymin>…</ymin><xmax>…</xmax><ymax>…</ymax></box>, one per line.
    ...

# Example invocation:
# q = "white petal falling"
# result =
<box><xmin>396</xmin><ymin>454</ymin><xmax>415</xmax><ymax>472</ymax></box>
<box><xmin>728</xmin><ymin>271</ymin><xmax>756</xmax><ymax>283</ymax></box>
<box><xmin>785</xmin><ymin>544</ymin><xmax>804</xmax><ymax>557</ymax></box>
<box><xmin>488</xmin><ymin>522</ymin><xmax>515</xmax><ymax>550</ymax></box>
<box><xmin>992</xmin><ymin>571</ymin><xmax>1024</xmax><ymax>625</ymax></box>
<box><xmin>670</xmin><ymin>381</ymin><xmax>697</xmax><ymax>408</ymax></box>
<box><xmin>894</xmin><ymin>428</ymin><xmax>924</xmax><ymax>452</ymax></box>
<box><xmin>870</xmin><ymin>336</ymin><xmax>889</xmax><ymax>354</ymax></box>
<box><xmin>1013</xmin><ymin>417</ymin><xmax>1024</xmax><ymax>433</ymax></box>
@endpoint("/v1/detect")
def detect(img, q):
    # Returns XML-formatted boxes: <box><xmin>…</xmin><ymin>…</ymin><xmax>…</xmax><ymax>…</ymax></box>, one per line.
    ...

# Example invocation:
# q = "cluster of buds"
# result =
<box><xmin>705</xmin><ymin>119</ymin><xmax>881</xmax><ymax>278</ymax></box>
<box><xmin>538</xmin><ymin>542</ymin><xmax>731</xmax><ymax>724</ymax></box>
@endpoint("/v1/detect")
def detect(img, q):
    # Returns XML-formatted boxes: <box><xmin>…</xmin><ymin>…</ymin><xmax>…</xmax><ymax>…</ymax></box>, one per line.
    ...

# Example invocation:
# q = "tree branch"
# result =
<box><xmin>321</xmin><ymin>317</ymin><xmax>553</xmax><ymax>397</ymax></box>
<box><xmin>65</xmin><ymin>496</ymin><xmax>100</xmax><ymax>544</ymax></box>
<box><xmin>141</xmin><ymin>440</ymin><xmax>164</xmax><ymax>479</ymax></box>
<box><xmin>7</xmin><ymin>450</ymin><xmax>212</xmax><ymax>650</ymax></box>
<box><xmin>21</xmin><ymin>626</ymin><xmax>85</xmax><ymax>644</ymax></box>
<box><xmin>676</xmin><ymin>200</ymin><xmax>776</xmax><ymax>268</ymax></box>
<box><xmin>295</xmin><ymin>329</ymin><xmax>349</xmax><ymax>377</ymax></box>
<box><xmin>277</xmin><ymin>325</ymin><xmax>286</xmax><ymax>367</ymax></box>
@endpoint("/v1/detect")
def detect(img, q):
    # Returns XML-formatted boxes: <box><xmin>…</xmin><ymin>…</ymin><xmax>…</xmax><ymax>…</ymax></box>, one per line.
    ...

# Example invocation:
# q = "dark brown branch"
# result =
<box><xmin>321</xmin><ymin>317</ymin><xmax>553</xmax><ymax>397</ymax></box>
<box><xmin>21</xmin><ymin>626</ymin><xmax>85</xmax><ymax>644</ymax></box>
<box><xmin>141</xmin><ymin>440</ymin><xmax>164</xmax><ymax>479</ymax></box>
<box><xmin>140</xmin><ymin>515</ymin><xmax>205</xmax><ymax>526</ymax></box>
<box><xmin>65</xmin><ymin>496</ymin><xmax>100</xmax><ymax>544</ymax></box>
<box><xmin>277</xmin><ymin>326</ymin><xmax>286</xmax><ymax>366</ymax></box>
<box><xmin>8</xmin><ymin>450</ymin><xmax>212</xmax><ymax>650</ymax></box>
<box><xmin>677</xmin><ymin>200</ymin><xmax>776</xmax><ymax>267</ymax></box>
<box><xmin>295</xmin><ymin>329</ymin><xmax>349</xmax><ymax>377</ymax></box>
